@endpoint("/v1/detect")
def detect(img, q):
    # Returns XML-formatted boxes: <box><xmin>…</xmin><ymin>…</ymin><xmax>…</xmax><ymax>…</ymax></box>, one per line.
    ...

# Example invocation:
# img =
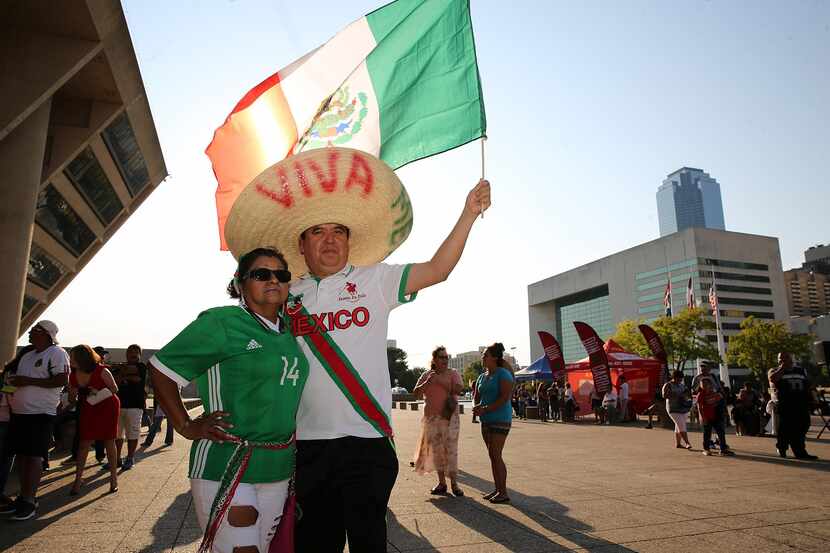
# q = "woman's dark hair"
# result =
<box><xmin>485</xmin><ymin>342</ymin><xmax>506</xmax><ymax>367</ymax></box>
<box><xmin>70</xmin><ymin>344</ymin><xmax>101</xmax><ymax>372</ymax></box>
<box><xmin>671</xmin><ymin>369</ymin><xmax>684</xmax><ymax>379</ymax></box>
<box><xmin>430</xmin><ymin>346</ymin><xmax>447</xmax><ymax>371</ymax></box>
<box><xmin>227</xmin><ymin>247</ymin><xmax>289</xmax><ymax>298</ymax></box>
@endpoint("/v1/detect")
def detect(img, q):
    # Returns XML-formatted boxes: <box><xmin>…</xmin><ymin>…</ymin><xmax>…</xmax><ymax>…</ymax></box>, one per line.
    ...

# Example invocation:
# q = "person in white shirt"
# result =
<box><xmin>222</xmin><ymin>147</ymin><xmax>492</xmax><ymax>553</ymax></box>
<box><xmin>1</xmin><ymin>321</ymin><xmax>69</xmax><ymax>520</ymax></box>
<box><xmin>618</xmin><ymin>376</ymin><xmax>630</xmax><ymax>422</ymax></box>
<box><xmin>602</xmin><ymin>389</ymin><xmax>619</xmax><ymax>425</ymax></box>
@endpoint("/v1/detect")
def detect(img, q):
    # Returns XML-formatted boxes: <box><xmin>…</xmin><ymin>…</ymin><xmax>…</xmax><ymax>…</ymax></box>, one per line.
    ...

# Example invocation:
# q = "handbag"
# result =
<box><xmin>87</xmin><ymin>388</ymin><xmax>113</xmax><ymax>406</ymax></box>
<box><xmin>440</xmin><ymin>395</ymin><xmax>457</xmax><ymax>420</ymax></box>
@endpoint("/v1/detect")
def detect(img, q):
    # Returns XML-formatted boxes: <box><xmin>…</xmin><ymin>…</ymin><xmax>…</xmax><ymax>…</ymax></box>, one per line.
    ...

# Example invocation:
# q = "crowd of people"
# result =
<box><xmin>506</xmin><ymin>377</ymin><xmax>629</xmax><ymax>425</ymax></box>
<box><xmin>0</xmin><ymin>322</ymin><xmax>174</xmax><ymax>520</ymax></box>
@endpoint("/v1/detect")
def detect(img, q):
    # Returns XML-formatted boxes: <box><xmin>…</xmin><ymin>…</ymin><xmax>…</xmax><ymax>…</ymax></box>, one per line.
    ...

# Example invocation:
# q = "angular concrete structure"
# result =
<box><xmin>0</xmin><ymin>0</ymin><xmax>167</xmax><ymax>362</ymax></box>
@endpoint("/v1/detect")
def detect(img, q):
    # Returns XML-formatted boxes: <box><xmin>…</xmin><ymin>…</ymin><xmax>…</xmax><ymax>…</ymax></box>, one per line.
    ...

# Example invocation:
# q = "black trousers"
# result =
<box><xmin>296</xmin><ymin>436</ymin><xmax>398</xmax><ymax>553</ymax></box>
<box><xmin>776</xmin><ymin>404</ymin><xmax>811</xmax><ymax>455</ymax></box>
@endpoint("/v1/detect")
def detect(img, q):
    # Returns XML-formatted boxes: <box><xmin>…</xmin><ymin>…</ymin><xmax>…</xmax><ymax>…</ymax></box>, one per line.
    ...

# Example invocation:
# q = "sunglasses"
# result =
<box><xmin>245</xmin><ymin>268</ymin><xmax>292</xmax><ymax>283</ymax></box>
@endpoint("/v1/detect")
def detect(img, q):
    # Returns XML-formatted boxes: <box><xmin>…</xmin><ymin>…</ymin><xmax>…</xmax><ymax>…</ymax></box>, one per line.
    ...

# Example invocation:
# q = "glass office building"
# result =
<box><xmin>555</xmin><ymin>286</ymin><xmax>612</xmax><ymax>362</ymax></box>
<box><xmin>657</xmin><ymin>167</ymin><xmax>725</xmax><ymax>237</ymax></box>
<box><xmin>528</xmin><ymin>228</ymin><xmax>788</xmax><ymax>379</ymax></box>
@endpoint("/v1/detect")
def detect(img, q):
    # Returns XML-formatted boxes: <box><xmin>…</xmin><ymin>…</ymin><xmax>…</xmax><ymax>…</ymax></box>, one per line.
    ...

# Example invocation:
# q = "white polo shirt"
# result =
<box><xmin>290</xmin><ymin>263</ymin><xmax>415</xmax><ymax>440</ymax></box>
<box><xmin>8</xmin><ymin>345</ymin><xmax>69</xmax><ymax>416</ymax></box>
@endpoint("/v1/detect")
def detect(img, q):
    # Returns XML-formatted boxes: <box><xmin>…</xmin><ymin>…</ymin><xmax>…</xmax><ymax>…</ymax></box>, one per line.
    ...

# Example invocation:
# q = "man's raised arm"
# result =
<box><xmin>405</xmin><ymin>179</ymin><xmax>491</xmax><ymax>295</ymax></box>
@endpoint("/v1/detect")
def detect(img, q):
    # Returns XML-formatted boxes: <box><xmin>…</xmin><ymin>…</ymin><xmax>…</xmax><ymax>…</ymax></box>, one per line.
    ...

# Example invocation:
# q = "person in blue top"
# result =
<box><xmin>472</xmin><ymin>343</ymin><xmax>514</xmax><ymax>504</ymax></box>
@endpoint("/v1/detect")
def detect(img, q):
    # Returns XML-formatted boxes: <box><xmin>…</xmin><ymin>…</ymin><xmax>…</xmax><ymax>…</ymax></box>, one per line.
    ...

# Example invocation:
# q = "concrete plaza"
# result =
<box><xmin>1</xmin><ymin>408</ymin><xmax>829</xmax><ymax>552</ymax></box>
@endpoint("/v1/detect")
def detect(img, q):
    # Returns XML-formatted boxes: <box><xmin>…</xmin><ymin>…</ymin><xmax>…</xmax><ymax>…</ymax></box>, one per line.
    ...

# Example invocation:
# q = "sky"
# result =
<box><xmin>26</xmin><ymin>0</ymin><xmax>830</xmax><ymax>369</ymax></box>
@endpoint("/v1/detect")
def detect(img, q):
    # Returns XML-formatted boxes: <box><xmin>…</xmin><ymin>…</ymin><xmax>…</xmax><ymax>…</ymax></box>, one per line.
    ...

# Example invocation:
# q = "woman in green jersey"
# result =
<box><xmin>149</xmin><ymin>247</ymin><xmax>308</xmax><ymax>553</ymax></box>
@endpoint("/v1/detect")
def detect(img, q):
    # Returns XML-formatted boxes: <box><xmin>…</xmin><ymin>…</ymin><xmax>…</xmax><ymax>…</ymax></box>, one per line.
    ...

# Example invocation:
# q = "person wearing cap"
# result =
<box><xmin>223</xmin><ymin>147</ymin><xmax>491</xmax><ymax>552</ymax></box>
<box><xmin>0</xmin><ymin>321</ymin><xmax>69</xmax><ymax>520</ymax></box>
<box><xmin>149</xmin><ymin>247</ymin><xmax>309</xmax><ymax>553</ymax></box>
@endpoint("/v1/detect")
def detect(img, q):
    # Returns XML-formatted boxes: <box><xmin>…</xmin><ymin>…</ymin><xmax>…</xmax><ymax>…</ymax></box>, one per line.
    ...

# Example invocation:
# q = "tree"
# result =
<box><xmin>611</xmin><ymin>308</ymin><xmax>720</xmax><ymax>372</ymax></box>
<box><xmin>652</xmin><ymin>307</ymin><xmax>720</xmax><ymax>372</ymax></box>
<box><xmin>727</xmin><ymin>317</ymin><xmax>812</xmax><ymax>385</ymax></box>
<box><xmin>462</xmin><ymin>360</ymin><xmax>483</xmax><ymax>390</ymax></box>
<box><xmin>387</xmin><ymin>347</ymin><xmax>422</xmax><ymax>392</ymax></box>
<box><xmin>609</xmin><ymin>319</ymin><xmax>651</xmax><ymax>358</ymax></box>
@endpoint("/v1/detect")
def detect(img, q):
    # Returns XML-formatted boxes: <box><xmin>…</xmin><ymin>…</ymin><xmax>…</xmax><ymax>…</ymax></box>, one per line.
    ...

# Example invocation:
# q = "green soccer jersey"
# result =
<box><xmin>151</xmin><ymin>306</ymin><xmax>308</xmax><ymax>483</ymax></box>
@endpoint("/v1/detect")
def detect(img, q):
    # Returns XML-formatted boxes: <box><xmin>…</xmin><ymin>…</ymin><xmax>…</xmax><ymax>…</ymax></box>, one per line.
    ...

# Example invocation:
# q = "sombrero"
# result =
<box><xmin>225</xmin><ymin>147</ymin><xmax>413</xmax><ymax>278</ymax></box>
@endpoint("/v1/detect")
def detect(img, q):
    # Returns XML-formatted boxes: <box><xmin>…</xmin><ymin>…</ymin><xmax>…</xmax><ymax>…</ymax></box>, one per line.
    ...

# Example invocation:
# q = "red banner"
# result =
<box><xmin>572</xmin><ymin>322</ymin><xmax>612</xmax><ymax>394</ymax></box>
<box><xmin>638</xmin><ymin>324</ymin><xmax>669</xmax><ymax>387</ymax></box>
<box><xmin>537</xmin><ymin>331</ymin><xmax>565</xmax><ymax>377</ymax></box>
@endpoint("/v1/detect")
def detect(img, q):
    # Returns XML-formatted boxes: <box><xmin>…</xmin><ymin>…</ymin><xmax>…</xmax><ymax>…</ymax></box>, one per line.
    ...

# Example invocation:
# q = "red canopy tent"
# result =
<box><xmin>564</xmin><ymin>340</ymin><xmax>662</xmax><ymax>415</ymax></box>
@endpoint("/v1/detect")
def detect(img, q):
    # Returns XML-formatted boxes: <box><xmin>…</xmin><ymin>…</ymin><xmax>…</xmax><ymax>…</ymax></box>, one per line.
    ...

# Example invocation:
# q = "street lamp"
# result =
<box><xmin>510</xmin><ymin>346</ymin><xmax>517</xmax><ymax>368</ymax></box>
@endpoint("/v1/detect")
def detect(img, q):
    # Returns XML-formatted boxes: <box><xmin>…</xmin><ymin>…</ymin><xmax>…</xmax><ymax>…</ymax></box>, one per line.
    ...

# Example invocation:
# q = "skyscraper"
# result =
<box><xmin>657</xmin><ymin>167</ymin><xmax>725</xmax><ymax>236</ymax></box>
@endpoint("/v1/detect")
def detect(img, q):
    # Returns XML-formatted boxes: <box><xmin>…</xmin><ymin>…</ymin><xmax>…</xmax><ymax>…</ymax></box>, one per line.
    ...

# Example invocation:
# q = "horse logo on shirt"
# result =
<box><xmin>339</xmin><ymin>282</ymin><xmax>366</xmax><ymax>303</ymax></box>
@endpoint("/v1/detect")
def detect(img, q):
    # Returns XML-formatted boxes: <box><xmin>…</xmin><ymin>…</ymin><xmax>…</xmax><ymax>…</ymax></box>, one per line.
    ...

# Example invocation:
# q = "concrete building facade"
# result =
<box><xmin>528</xmin><ymin>228</ymin><xmax>788</xmax><ymax>378</ymax></box>
<box><xmin>657</xmin><ymin>167</ymin><xmax>725</xmax><ymax>236</ymax></box>
<box><xmin>1</xmin><ymin>0</ymin><xmax>167</xmax><ymax>363</ymax></box>
<box><xmin>785</xmin><ymin>270</ymin><xmax>830</xmax><ymax>317</ymax></box>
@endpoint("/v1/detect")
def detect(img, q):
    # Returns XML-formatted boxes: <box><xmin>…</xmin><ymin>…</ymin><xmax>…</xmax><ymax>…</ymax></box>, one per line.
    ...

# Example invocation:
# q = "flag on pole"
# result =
<box><xmin>206</xmin><ymin>0</ymin><xmax>487</xmax><ymax>248</ymax></box>
<box><xmin>572</xmin><ymin>322</ymin><xmax>612</xmax><ymax>394</ymax></box>
<box><xmin>709</xmin><ymin>282</ymin><xmax>719</xmax><ymax>315</ymax></box>
<box><xmin>638</xmin><ymin>324</ymin><xmax>670</xmax><ymax>387</ymax></box>
<box><xmin>537</xmin><ymin>331</ymin><xmax>565</xmax><ymax>378</ymax></box>
<box><xmin>663</xmin><ymin>279</ymin><xmax>673</xmax><ymax>317</ymax></box>
<box><xmin>686</xmin><ymin>277</ymin><xmax>697</xmax><ymax>309</ymax></box>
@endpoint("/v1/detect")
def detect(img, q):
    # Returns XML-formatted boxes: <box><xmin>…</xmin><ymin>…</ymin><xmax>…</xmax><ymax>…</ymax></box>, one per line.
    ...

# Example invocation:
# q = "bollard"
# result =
<box><xmin>409</xmin><ymin>402</ymin><xmax>419</xmax><ymax>411</ymax></box>
<box><xmin>458</xmin><ymin>404</ymin><xmax>465</xmax><ymax>415</ymax></box>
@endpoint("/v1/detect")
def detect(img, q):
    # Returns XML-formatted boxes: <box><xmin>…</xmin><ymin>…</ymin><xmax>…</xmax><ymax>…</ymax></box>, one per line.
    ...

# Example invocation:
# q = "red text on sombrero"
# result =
<box><xmin>291</xmin><ymin>307</ymin><xmax>370</xmax><ymax>336</ymax></box>
<box><xmin>255</xmin><ymin>150</ymin><xmax>374</xmax><ymax>209</ymax></box>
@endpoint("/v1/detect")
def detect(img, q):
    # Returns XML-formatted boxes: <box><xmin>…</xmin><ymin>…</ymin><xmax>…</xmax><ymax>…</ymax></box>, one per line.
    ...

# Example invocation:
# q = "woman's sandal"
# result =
<box><xmin>430</xmin><ymin>484</ymin><xmax>448</xmax><ymax>495</ymax></box>
<box><xmin>451</xmin><ymin>485</ymin><xmax>464</xmax><ymax>497</ymax></box>
<box><xmin>482</xmin><ymin>490</ymin><xmax>498</xmax><ymax>500</ymax></box>
<box><xmin>489</xmin><ymin>494</ymin><xmax>510</xmax><ymax>504</ymax></box>
<box><xmin>69</xmin><ymin>485</ymin><xmax>80</xmax><ymax>496</ymax></box>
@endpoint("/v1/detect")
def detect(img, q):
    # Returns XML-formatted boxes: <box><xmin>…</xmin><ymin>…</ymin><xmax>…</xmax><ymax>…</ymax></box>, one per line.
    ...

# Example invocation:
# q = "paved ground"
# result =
<box><xmin>1</xmin><ymin>408</ymin><xmax>829</xmax><ymax>552</ymax></box>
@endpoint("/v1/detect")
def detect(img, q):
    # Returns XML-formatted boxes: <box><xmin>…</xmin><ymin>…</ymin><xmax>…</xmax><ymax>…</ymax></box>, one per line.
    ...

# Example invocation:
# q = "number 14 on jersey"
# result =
<box><xmin>280</xmin><ymin>357</ymin><xmax>300</xmax><ymax>386</ymax></box>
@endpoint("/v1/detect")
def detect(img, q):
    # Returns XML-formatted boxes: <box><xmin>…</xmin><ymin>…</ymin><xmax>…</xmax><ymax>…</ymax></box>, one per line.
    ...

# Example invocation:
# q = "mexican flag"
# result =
<box><xmin>206</xmin><ymin>0</ymin><xmax>486</xmax><ymax>249</ymax></box>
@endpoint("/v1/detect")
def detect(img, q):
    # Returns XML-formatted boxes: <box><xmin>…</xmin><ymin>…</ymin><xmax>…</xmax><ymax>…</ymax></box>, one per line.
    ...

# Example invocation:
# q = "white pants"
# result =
<box><xmin>191</xmin><ymin>478</ymin><xmax>288</xmax><ymax>553</ymax></box>
<box><xmin>668</xmin><ymin>411</ymin><xmax>688</xmax><ymax>433</ymax></box>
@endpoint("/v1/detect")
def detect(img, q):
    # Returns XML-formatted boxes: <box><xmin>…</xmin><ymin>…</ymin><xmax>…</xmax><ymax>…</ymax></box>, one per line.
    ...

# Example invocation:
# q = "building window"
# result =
<box><xmin>65</xmin><ymin>147</ymin><xmax>124</xmax><ymax>225</ymax></box>
<box><xmin>700</xmin><ymin>258</ymin><xmax>768</xmax><ymax>271</ymax></box>
<box><xmin>36</xmin><ymin>184</ymin><xmax>96</xmax><ymax>256</ymax></box>
<box><xmin>717</xmin><ymin>297</ymin><xmax>774</xmax><ymax>307</ymax></box>
<box><xmin>636</xmin><ymin>272</ymin><xmax>694</xmax><ymax>291</ymax></box>
<box><xmin>102</xmin><ymin>112</ymin><xmax>150</xmax><ymax>196</ymax></box>
<box><xmin>704</xmin><ymin>284</ymin><xmax>772</xmax><ymax>295</ymax></box>
<box><xmin>27</xmin><ymin>244</ymin><xmax>66</xmax><ymax>289</ymax></box>
<box><xmin>22</xmin><ymin>295</ymin><xmax>38</xmax><ymax>317</ymax></box>
<box><xmin>555</xmin><ymin>285</ymin><xmax>612</xmax><ymax>363</ymax></box>
<box><xmin>635</xmin><ymin>258</ymin><xmax>697</xmax><ymax>281</ymax></box>
<box><xmin>702</xmin><ymin>271</ymin><xmax>770</xmax><ymax>283</ymax></box>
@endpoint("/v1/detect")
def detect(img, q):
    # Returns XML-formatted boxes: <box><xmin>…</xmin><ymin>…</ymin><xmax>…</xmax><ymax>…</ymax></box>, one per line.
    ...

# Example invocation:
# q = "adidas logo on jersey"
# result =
<box><xmin>246</xmin><ymin>339</ymin><xmax>263</xmax><ymax>350</ymax></box>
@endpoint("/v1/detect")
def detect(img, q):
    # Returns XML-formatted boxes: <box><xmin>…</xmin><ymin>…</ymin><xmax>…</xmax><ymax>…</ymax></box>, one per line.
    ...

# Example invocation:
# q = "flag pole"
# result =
<box><xmin>479</xmin><ymin>135</ymin><xmax>487</xmax><ymax>219</ymax></box>
<box><xmin>711</xmin><ymin>268</ymin><xmax>729</xmax><ymax>385</ymax></box>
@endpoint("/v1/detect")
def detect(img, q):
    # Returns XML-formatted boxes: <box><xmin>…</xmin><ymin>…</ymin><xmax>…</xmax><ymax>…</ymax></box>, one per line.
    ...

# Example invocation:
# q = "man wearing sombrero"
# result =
<box><xmin>225</xmin><ymin>147</ymin><xmax>491</xmax><ymax>553</ymax></box>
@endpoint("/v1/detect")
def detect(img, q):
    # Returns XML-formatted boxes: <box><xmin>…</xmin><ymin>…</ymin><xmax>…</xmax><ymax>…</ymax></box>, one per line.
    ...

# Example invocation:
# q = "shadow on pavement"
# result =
<box><xmin>387</xmin><ymin>470</ymin><xmax>635</xmax><ymax>552</ymax></box>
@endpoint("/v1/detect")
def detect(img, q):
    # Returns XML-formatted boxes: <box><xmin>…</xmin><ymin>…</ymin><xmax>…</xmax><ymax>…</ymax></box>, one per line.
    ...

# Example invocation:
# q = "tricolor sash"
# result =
<box><xmin>285</xmin><ymin>295</ymin><xmax>393</xmax><ymax>439</ymax></box>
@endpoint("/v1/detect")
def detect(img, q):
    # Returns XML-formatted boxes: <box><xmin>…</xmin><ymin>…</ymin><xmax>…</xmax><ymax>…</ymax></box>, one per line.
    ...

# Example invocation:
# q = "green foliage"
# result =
<box><xmin>387</xmin><ymin>347</ymin><xmax>425</xmax><ymax>392</ymax></box>
<box><xmin>727</xmin><ymin>317</ymin><xmax>812</xmax><ymax>384</ymax></box>
<box><xmin>652</xmin><ymin>307</ymin><xmax>720</xmax><ymax>371</ymax></box>
<box><xmin>462</xmin><ymin>360</ymin><xmax>483</xmax><ymax>390</ymax></box>
<box><xmin>612</xmin><ymin>308</ymin><xmax>720</xmax><ymax>371</ymax></box>
<box><xmin>609</xmin><ymin>319</ymin><xmax>651</xmax><ymax>358</ymax></box>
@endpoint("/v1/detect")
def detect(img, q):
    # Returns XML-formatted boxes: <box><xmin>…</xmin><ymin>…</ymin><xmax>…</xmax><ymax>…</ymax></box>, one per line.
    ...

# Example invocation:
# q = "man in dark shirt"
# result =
<box><xmin>112</xmin><ymin>344</ymin><xmax>147</xmax><ymax>470</ymax></box>
<box><xmin>768</xmin><ymin>352</ymin><xmax>817</xmax><ymax>460</ymax></box>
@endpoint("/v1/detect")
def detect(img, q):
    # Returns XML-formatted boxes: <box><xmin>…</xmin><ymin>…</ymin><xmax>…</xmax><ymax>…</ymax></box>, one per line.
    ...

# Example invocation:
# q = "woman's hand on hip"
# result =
<box><xmin>181</xmin><ymin>411</ymin><xmax>235</xmax><ymax>443</ymax></box>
